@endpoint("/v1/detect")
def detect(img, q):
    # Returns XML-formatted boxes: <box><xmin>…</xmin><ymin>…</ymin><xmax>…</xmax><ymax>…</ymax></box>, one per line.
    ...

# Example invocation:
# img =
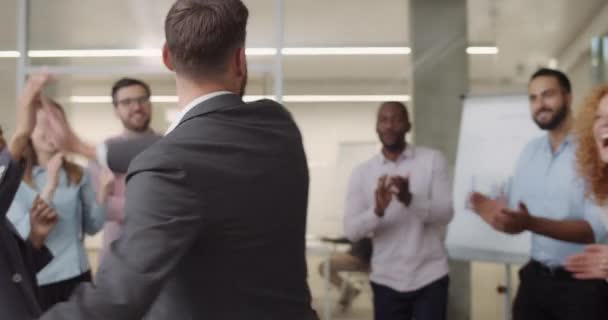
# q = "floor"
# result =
<box><xmin>307</xmin><ymin>256</ymin><xmax>374</xmax><ymax>320</ymax></box>
<box><xmin>87</xmin><ymin>249</ymin><xmax>376</xmax><ymax>319</ymax></box>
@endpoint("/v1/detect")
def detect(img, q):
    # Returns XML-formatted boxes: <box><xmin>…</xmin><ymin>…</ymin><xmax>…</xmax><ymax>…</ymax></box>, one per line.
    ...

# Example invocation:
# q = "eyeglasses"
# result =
<box><xmin>115</xmin><ymin>96</ymin><xmax>150</xmax><ymax>108</ymax></box>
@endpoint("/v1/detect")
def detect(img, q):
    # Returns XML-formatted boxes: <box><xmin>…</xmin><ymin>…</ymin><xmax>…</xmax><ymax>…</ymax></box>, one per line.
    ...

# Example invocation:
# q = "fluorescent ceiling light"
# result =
<box><xmin>0</xmin><ymin>46</ymin><xmax>500</xmax><ymax>58</ymax></box>
<box><xmin>281</xmin><ymin>47</ymin><xmax>412</xmax><ymax>55</ymax></box>
<box><xmin>0</xmin><ymin>51</ymin><xmax>19</xmax><ymax>58</ymax></box>
<box><xmin>29</xmin><ymin>49</ymin><xmax>161</xmax><ymax>58</ymax></box>
<box><xmin>283</xmin><ymin>95</ymin><xmax>410</xmax><ymax>102</ymax></box>
<box><xmin>71</xmin><ymin>94</ymin><xmax>410</xmax><ymax>104</ymax></box>
<box><xmin>466</xmin><ymin>46</ymin><xmax>499</xmax><ymax>55</ymax></box>
<box><xmin>70</xmin><ymin>96</ymin><xmax>112</xmax><ymax>103</ymax></box>
<box><xmin>548</xmin><ymin>58</ymin><xmax>559</xmax><ymax>69</ymax></box>
<box><xmin>245</xmin><ymin>48</ymin><xmax>278</xmax><ymax>56</ymax></box>
<box><xmin>151</xmin><ymin>96</ymin><xmax>179</xmax><ymax>103</ymax></box>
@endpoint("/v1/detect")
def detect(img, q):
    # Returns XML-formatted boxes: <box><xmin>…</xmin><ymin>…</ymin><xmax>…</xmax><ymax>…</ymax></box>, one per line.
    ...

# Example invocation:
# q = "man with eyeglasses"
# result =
<box><xmin>88</xmin><ymin>78</ymin><xmax>161</xmax><ymax>263</ymax></box>
<box><xmin>48</xmin><ymin>78</ymin><xmax>162</xmax><ymax>264</ymax></box>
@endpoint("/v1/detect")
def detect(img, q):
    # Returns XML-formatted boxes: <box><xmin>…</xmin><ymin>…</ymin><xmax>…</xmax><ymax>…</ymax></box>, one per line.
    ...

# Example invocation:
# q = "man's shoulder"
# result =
<box><xmin>127</xmin><ymin>141</ymin><xmax>181</xmax><ymax>175</ymax></box>
<box><xmin>246</xmin><ymin>98</ymin><xmax>284</xmax><ymax>108</ymax></box>
<box><xmin>240</xmin><ymin>99</ymin><xmax>295</xmax><ymax>120</ymax></box>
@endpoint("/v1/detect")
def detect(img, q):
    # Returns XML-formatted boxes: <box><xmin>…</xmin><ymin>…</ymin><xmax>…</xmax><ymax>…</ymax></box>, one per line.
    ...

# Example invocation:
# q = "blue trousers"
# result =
<box><xmin>371</xmin><ymin>275</ymin><xmax>449</xmax><ymax>320</ymax></box>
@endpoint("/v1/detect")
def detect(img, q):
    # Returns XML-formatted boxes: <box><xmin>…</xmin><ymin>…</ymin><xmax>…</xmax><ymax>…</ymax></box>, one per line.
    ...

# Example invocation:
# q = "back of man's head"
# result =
<box><xmin>164</xmin><ymin>0</ymin><xmax>249</xmax><ymax>80</ymax></box>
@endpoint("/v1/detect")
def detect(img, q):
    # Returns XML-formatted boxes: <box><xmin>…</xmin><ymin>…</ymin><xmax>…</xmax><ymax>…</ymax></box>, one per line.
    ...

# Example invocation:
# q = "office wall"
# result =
<box><xmin>569</xmin><ymin>55</ymin><xmax>595</xmax><ymax>110</ymax></box>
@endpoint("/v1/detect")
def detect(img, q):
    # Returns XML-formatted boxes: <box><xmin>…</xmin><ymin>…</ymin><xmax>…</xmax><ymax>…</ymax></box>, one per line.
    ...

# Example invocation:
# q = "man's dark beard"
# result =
<box><xmin>383</xmin><ymin>140</ymin><xmax>406</xmax><ymax>152</ymax></box>
<box><xmin>534</xmin><ymin>104</ymin><xmax>569</xmax><ymax>131</ymax></box>
<box><xmin>123</xmin><ymin>118</ymin><xmax>151</xmax><ymax>133</ymax></box>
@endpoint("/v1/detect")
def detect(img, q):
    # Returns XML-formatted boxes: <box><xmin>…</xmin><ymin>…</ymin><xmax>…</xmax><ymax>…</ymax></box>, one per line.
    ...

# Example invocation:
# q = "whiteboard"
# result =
<box><xmin>446</xmin><ymin>95</ymin><xmax>544</xmax><ymax>264</ymax></box>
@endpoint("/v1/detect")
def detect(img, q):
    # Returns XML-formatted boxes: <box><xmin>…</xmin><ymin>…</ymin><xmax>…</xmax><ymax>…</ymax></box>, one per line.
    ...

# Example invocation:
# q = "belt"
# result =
<box><xmin>528</xmin><ymin>260</ymin><xmax>574</xmax><ymax>280</ymax></box>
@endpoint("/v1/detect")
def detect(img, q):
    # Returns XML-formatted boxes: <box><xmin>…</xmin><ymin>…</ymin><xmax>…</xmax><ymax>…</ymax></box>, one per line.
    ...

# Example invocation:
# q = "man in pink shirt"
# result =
<box><xmin>89</xmin><ymin>78</ymin><xmax>160</xmax><ymax>263</ymax></box>
<box><xmin>344</xmin><ymin>101</ymin><xmax>453</xmax><ymax>320</ymax></box>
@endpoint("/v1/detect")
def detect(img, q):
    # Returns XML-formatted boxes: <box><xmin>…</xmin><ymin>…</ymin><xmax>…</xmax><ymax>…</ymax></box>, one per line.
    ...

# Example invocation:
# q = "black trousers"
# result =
<box><xmin>371</xmin><ymin>275</ymin><xmax>449</xmax><ymax>320</ymax></box>
<box><xmin>513</xmin><ymin>260</ymin><xmax>608</xmax><ymax>320</ymax></box>
<box><xmin>39</xmin><ymin>271</ymin><xmax>92</xmax><ymax>311</ymax></box>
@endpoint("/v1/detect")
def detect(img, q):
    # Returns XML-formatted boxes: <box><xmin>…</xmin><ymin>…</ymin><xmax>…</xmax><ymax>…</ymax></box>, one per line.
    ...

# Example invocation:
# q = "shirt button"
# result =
<box><xmin>12</xmin><ymin>273</ymin><xmax>22</xmax><ymax>283</ymax></box>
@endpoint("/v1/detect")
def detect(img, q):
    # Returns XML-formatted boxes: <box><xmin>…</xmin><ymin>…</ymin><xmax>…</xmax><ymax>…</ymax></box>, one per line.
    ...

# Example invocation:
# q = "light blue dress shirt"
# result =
<box><xmin>507</xmin><ymin>134</ymin><xmax>607</xmax><ymax>267</ymax></box>
<box><xmin>7</xmin><ymin>165</ymin><xmax>106</xmax><ymax>285</ymax></box>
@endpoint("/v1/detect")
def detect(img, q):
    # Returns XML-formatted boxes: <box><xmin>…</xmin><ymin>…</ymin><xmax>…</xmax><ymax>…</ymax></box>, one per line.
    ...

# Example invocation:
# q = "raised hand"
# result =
<box><xmin>469</xmin><ymin>192</ymin><xmax>506</xmax><ymax>229</ymax></box>
<box><xmin>565</xmin><ymin>244</ymin><xmax>608</xmax><ymax>280</ymax></box>
<box><xmin>16</xmin><ymin>73</ymin><xmax>52</xmax><ymax>137</ymax></box>
<box><xmin>374</xmin><ymin>175</ymin><xmax>392</xmax><ymax>217</ymax></box>
<box><xmin>10</xmin><ymin>73</ymin><xmax>53</xmax><ymax>160</ymax></box>
<box><xmin>28</xmin><ymin>196</ymin><xmax>58</xmax><ymax>249</ymax></box>
<box><xmin>41</xmin><ymin>152</ymin><xmax>64</xmax><ymax>202</ymax></box>
<box><xmin>497</xmin><ymin>202</ymin><xmax>532</xmax><ymax>235</ymax></box>
<box><xmin>97</xmin><ymin>167</ymin><xmax>116</xmax><ymax>204</ymax></box>
<box><xmin>42</xmin><ymin>96</ymin><xmax>76</xmax><ymax>153</ymax></box>
<box><xmin>389</xmin><ymin>175</ymin><xmax>412</xmax><ymax>206</ymax></box>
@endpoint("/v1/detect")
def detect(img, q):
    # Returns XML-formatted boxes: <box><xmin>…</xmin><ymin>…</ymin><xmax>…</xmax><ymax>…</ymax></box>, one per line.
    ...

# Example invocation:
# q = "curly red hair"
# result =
<box><xmin>575</xmin><ymin>84</ymin><xmax>608</xmax><ymax>205</ymax></box>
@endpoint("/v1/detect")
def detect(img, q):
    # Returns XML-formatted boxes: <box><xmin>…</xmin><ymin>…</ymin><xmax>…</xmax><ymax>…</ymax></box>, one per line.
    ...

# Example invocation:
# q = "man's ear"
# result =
<box><xmin>162</xmin><ymin>43</ymin><xmax>175</xmax><ymax>72</ymax></box>
<box><xmin>234</xmin><ymin>47</ymin><xmax>246</xmax><ymax>77</ymax></box>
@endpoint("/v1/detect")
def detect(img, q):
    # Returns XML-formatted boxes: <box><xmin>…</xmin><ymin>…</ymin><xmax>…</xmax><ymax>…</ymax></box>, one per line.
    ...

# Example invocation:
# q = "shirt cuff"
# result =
<box><xmin>96</xmin><ymin>143</ymin><xmax>109</xmax><ymax>168</ymax></box>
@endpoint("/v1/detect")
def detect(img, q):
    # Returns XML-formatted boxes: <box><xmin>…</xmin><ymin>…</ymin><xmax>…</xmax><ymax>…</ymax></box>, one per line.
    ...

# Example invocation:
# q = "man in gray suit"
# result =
<box><xmin>0</xmin><ymin>74</ymin><xmax>58</xmax><ymax>319</ymax></box>
<box><xmin>40</xmin><ymin>0</ymin><xmax>317</xmax><ymax>319</ymax></box>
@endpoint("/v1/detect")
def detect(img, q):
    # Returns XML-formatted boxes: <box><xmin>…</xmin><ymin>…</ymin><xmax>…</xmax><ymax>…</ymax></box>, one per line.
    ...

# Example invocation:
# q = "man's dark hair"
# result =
<box><xmin>164</xmin><ymin>0</ymin><xmax>249</xmax><ymax>79</ymax></box>
<box><xmin>379</xmin><ymin>101</ymin><xmax>409</xmax><ymax>119</ymax></box>
<box><xmin>530</xmin><ymin>68</ymin><xmax>572</xmax><ymax>94</ymax></box>
<box><xmin>111</xmin><ymin>78</ymin><xmax>152</xmax><ymax>107</ymax></box>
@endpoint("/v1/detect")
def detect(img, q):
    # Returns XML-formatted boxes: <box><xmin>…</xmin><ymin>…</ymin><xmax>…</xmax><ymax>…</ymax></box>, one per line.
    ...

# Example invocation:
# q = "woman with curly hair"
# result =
<box><xmin>565</xmin><ymin>85</ymin><xmax>608</xmax><ymax>279</ymax></box>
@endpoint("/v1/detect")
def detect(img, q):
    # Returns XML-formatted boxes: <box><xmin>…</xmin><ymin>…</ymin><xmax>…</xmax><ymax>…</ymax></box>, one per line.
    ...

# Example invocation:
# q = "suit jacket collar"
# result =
<box><xmin>175</xmin><ymin>93</ymin><xmax>244</xmax><ymax>131</ymax></box>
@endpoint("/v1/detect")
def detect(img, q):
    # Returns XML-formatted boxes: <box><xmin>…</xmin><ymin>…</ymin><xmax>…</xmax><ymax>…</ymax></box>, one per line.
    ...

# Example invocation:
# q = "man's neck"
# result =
<box><xmin>122</xmin><ymin>128</ymin><xmax>152</xmax><ymax>138</ymax></box>
<box><xmin>382</xmin><ymin>143</ymin><xmax>407</xmax><ymax>162</ymax></box>
<box><xmin>548</xmin><ymin>116</ymin><xmax>573</xmax><ymax>153</ymax></box>
<box><xmin>176</xmin><ymin>77</ymin><xmax>235</xmax><ymax>111</ymax></box>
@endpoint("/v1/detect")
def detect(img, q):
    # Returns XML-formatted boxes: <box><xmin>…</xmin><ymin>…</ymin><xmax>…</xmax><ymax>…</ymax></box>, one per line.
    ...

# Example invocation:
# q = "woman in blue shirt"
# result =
<box><xmin>7</xmin><ymin>100</ymin><xmax>114</xmax><ymax>311</ymax></box>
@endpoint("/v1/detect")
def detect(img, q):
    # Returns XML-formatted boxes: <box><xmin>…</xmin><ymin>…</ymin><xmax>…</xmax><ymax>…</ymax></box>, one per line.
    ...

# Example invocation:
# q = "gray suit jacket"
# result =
<box><xmin>41</xmin><ymin>94</ymin><xmax>318</xmax><ymax>319</ymax></box>
<box><xmin>0</xmin><ymin>148</ymin><xmax>53</xmax><ymax>320</ymax></box>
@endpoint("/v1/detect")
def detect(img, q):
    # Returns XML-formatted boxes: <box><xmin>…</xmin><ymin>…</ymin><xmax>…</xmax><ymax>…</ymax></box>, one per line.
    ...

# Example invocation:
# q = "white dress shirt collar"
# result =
<box><xmin>165</xmin><ymin>91</ymin><xmax>232</xmax><ymax>136</ymax></box>
<box><xmin>379</xmin><ymin>145</ymin><xmax>416</xmax><ymax>164</ymax></box>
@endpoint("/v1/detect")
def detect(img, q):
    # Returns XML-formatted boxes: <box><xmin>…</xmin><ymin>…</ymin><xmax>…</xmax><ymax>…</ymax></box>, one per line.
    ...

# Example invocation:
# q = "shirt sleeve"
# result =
<box><xmin>96</xmin><ymin>143</ymin><xmax>109</xmax><ymax>168</ymax></box>
<box><xmin>89</xmin><ymin>162</ymin><xmax>125</xmax><ymax>223</ymax></box>
<box><xmin>343</xmin><ymin>166</ymin><xmax>381</xmax><ymax>241</ymax></box>
<box><xmin>80</xmin><ymin>171</ymin><xmax>107</xmax><ymax>235</ymax></box>
<box><xmin>407</xmin><ymin>151</ymin><xmax>454</xmax><ymax>226</ymax></box>
<box><xmin>583</xmin><ymin>198</ymin><xmax>608</xmax><ymax>243</ymax></box>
